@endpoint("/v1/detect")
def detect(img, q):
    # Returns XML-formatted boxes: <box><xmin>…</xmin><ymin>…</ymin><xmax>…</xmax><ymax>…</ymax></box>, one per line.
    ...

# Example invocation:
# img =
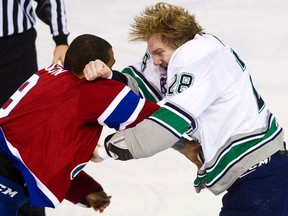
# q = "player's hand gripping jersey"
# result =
<box><xmin>103</xmin><ymin>33</ymin><xmax>285</xmax><ymax>195</ymax></box>
<box><xmin>0</xmin><ymin>64</ymin><xmax>191</xmax><ymax>207</ymax></box>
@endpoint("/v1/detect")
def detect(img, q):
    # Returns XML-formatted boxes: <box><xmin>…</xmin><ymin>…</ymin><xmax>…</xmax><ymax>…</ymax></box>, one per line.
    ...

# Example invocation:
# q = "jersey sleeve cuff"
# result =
<box><xmin>65</xmin><ymin>171</ymin><xmax>103</xmax><ymax>205</ymax></box>
<box><xmin>53</xmin><ymin>34</ymin><xmax>69</xmax><ymax>46</ymax></box>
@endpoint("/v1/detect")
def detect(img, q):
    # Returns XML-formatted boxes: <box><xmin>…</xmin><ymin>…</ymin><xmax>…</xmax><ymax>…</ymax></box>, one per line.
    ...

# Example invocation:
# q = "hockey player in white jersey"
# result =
<box><xmin>86</xmin><ymin>3</ymin><xmax>287</xmax><ymax>215</ymax></box>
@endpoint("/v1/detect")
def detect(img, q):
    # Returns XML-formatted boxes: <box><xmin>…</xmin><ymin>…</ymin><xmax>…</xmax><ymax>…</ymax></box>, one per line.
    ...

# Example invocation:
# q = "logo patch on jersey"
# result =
<box><xmin>70</xmin><ymin>163</ymin><xmax>87</xmax><ymax>180</ymax></box>
<box><xmin>0</xmin><ymin>183</ymin><xmax>18</xmax><ymax>198</ymax></box>
<box><xmin>239</xmin><ymin>156</ymin><xmax>271</xmax><ymax>178</ymax></box>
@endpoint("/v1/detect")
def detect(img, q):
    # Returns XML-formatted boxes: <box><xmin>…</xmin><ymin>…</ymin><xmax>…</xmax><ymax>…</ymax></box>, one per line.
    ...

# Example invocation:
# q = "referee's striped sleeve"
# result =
<box><xmin>0</xmin><ymin>0</ymin><xmax>68</xmax><ymax>45</ymax></box>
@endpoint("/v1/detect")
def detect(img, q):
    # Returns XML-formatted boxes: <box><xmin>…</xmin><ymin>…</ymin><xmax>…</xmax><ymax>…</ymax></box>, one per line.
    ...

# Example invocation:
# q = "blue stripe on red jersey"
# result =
<box><xmin>104</xmin><ymin>90</ymin><xmax>142</xmax><ymax>130</ymax></box>
<box><xmin>98</xmin><ymin>86</ymin><xmax>145</xmax><ymax>131</ymax></box>
<box><xmin>0</xmin><ymin>128</ymin><xmax>58</xmax><ymax>207</ymax></box>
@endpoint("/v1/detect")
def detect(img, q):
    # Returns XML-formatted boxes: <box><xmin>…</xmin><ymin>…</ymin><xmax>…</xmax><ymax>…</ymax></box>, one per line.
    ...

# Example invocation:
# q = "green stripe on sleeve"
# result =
<box><xmin>149</xmin><ymin>106</ymin><xmax>191</xmax><ymax>136</ymax></box>
<box><xmin>122</xmin><ymin>67</ymin><xmax>158</xmax><ymax>103</ymax></box>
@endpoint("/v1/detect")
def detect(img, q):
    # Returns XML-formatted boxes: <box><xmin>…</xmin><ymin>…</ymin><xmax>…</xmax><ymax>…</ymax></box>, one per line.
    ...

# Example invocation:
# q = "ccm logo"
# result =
<box><xmin>0</xmin><ymin>183</ymin><xmax>18</xmax><ymax>198</ymax></box>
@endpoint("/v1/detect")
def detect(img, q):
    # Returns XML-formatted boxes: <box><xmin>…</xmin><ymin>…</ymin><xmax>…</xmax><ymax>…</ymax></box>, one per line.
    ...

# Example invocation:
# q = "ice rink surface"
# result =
<box><xmin>33</xmin><ymin>0</ymin><xmax>288</xmax><ymax>215</ymax></box>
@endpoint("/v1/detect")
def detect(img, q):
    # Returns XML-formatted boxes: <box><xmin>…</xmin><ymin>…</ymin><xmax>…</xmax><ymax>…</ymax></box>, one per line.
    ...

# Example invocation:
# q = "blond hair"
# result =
<box><xmin>129</xmin><ymin>2</ymin><xmax>204</xmax><ymax>49</ymax></box>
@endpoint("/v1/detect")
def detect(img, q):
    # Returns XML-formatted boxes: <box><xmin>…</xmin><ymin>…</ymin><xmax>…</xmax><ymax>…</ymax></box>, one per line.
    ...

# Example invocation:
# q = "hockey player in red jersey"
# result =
<box><xmin>0</xmin><ymin>34</ymin><xmax>194</xmax><ymax>215</ymax></box>
<box><xmin>0</xmin><ymin>34</ymin><xmax>117</xmax><ymax>215</ymax></box>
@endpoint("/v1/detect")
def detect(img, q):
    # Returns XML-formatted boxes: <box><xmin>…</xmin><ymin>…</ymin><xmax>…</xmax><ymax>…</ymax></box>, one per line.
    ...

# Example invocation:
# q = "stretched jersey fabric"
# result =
<box><xmin>166</xmin><ymin>33</ymin><xmax>284</xmax><ymax>194</ymax></box>
<box><xmin>122</xmin><ymin>52</ymin><xmax>166</xmax><ymax>103</ymax></box>
<box><xmin>0</xmin><ymin>64</ymin><xmax>160</xmax><ymax>207</ymax></box>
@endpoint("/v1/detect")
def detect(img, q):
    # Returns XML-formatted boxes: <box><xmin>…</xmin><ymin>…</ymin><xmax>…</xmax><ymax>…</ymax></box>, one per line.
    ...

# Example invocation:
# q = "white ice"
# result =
<box><xmin>34</xmin><ymin>0</ymin><xmax>288</xmax><ymax>215</ymax></box>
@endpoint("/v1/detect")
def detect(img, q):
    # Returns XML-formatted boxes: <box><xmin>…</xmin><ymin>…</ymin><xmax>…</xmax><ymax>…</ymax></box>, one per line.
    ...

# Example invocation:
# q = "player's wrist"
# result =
<box><xmin>91</xmin><ymin>145</ymin><xmax>110</xmax><ymax>162</ymax></box>
<box><xmin>97</xmin><ymin>145</ymin><xmax>111</xmax><ymax>160</ymax></box>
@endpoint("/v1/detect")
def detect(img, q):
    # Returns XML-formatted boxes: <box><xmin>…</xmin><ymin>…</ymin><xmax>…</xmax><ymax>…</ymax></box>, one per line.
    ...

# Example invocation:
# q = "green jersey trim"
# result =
<box><xmin>149</xmin><ymin>104</ymin><xmax>193</xmax><ymax>138</ymax></box>
<box><xmin>194</xmin><ymin>114</ymin><xmax>282</xmax><ymax>188</ymax></box>
<box><xmin>122</xmin><ymin>67</ymin><xmax>162</xmax><ymax>103</ymax></box>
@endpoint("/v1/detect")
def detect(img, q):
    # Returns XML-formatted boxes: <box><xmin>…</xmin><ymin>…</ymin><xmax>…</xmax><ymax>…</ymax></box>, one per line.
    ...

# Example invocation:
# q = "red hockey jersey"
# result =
<box><xmin>0</xmin><ymin>64</ymin><xmax>159</xmax><ymax>207</ymax></box>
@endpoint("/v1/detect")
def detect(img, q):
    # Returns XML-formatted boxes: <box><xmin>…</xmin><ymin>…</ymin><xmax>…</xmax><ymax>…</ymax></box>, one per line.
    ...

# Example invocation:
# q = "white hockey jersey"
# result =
<box><xmin>122</xmin><ymin>33</ymin><xmax>284</xmax><ymax>195</ymax></box>
<box><xmin>166</xmin><ymin>33</ymin><xmax>284</xmax><ymax>194</ymax></box>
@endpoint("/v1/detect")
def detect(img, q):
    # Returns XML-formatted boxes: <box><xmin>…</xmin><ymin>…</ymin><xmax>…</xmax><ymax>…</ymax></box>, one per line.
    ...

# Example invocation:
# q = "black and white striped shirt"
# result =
<box><xmin>0</xmin><ymin>0</ymin><xmax>69</xmax><ymax>44</ymax></box>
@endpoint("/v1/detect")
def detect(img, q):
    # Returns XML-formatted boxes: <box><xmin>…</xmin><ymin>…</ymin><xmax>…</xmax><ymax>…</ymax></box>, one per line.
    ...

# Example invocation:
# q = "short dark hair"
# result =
<box><xmin>64</xmin><ymin>34</ymin><xmax>112</xmax><ymax>76</ymax></box>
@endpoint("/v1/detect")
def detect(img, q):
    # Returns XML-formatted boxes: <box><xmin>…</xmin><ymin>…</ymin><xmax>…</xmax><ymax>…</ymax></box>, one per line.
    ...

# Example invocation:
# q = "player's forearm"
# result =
<box><xmin>100</xmin><ymin>102</ymin><xmax>194</xmax><ymax>160</ymax></box>
<box><xmin>36</xmin><ymin>0</ymin><xmax>69</xmax><ymax>44</ymax></box>
<box><xmin>124</xmin><ymin>119</ymin><xmax>179</xmax><ymax>158</ymax></box>
<box><xmin>101</xmin><ymin>119</ymin><xmax>182</xmax><ymax>160</ymax></box>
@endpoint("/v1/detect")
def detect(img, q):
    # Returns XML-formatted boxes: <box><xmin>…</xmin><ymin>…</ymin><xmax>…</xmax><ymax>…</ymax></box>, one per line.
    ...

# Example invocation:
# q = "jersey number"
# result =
<box><xmin>232</xmin><ymin>49</ymin><xmax>265</xmax><ymax>112</ymax></box>
<box><xmin>0</xmin><ymin>74</ymin><xmax>39</xmax><ymax>118</ymax></box>
<box><xmin>168</xmin><ymin>73</ymin><xmax>194</xmax><ymax>95</ymax></box>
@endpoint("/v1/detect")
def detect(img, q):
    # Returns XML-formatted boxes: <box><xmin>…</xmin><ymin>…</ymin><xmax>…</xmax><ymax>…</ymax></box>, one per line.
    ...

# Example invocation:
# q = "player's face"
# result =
<box><xmin>147</xmin><ymin>34</ymin><xmax>175</xmax><ymax>69</ymax></box>
<box><xmin>106</xmin><ymin>48</ymin><xmax>116</xmax><ymax>69</ymax></box>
